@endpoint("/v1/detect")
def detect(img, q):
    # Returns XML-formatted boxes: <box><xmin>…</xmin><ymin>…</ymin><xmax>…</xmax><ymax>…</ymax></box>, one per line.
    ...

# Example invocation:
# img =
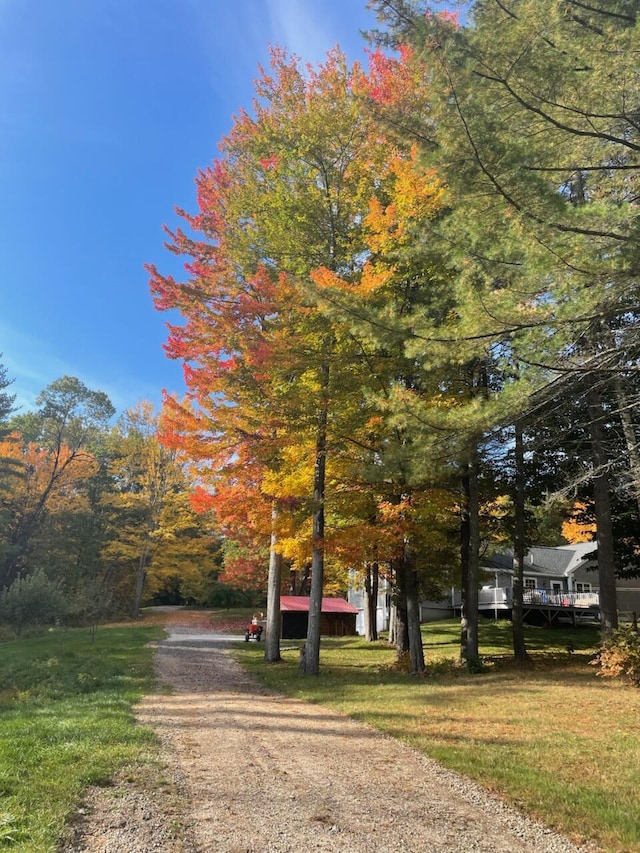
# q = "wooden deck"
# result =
<box><xmin>478</xmin><ymin>587</ymin><xmax>601</xmax><ymax>626</ymax></box>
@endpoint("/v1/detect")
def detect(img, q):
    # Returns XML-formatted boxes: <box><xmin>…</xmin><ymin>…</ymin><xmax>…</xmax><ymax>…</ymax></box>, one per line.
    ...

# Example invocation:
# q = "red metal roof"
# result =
<box><xmin>280</xmin><ymin>596</ymin><xmax>359</xmax><ymax>614</ymax></box>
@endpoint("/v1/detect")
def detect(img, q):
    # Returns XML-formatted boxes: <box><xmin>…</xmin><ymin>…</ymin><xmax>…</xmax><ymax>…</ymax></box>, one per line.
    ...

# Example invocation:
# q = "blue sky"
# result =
<box><xmin>0</xmin><ymin>0</ymin><xmax>378</xmax><ymax>415</ymax></box>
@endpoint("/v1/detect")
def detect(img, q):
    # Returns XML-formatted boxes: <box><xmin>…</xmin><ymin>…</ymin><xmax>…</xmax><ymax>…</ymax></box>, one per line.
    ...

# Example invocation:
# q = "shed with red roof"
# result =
<box><xmin>279</xmin><ymin>596</ymin><xmax>358</xmax><ymax>639</ymax></box>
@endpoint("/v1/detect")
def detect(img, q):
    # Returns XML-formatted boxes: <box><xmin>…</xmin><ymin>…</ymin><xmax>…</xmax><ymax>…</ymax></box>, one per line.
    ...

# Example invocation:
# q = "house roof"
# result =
<box><xmin>483</xmin><ymin>543</ymin><xmax>597</xmax><ymax>578</ymax></box>
<box><xmin>529</xmin><ymin>546</ymin><xmax>574</xmax><ymax>574</ymax></box>
<box><xmin>555</xmin><ymin>542</ymin><xmax>598</xmax><ymax>573</ymax></box>
<box><xmin>280</xmin><ymin>596</ymin><xmax>359</xmax><ymax>614</ymax></box>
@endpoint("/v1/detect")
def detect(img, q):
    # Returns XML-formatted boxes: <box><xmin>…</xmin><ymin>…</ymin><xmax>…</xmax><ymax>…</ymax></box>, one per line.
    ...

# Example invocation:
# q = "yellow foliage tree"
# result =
<box><xmin>106</xmin><ymin>402</ymin><xmax>219</xmax><ymax>614</ymax></box>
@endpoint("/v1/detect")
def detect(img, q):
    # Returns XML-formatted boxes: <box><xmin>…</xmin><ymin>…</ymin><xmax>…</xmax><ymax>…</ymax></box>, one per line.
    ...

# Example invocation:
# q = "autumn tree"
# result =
<box><xmin>150</xmin><ymin>48</ymin><xmax>406</xmax><ymax>674</ymax></box>
<box><xmin>141</xmin><ymin>488</ymin><xmax>221</xmax><ymax>606</ymax></box>
<box><xmin>0</xmin><ymin>376</ymin><xmax>114</xmax><ymax>587</ymax></box>
<box><xmin>106</xmin><ymin>401</ymin><xmax>207</xmax><ymax>617</ymax></box>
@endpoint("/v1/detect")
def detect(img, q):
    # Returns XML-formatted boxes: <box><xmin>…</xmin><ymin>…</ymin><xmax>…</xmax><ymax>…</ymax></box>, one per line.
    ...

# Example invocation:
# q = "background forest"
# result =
<box><xmin>0</xmin><ymin>371</ymin><xmax>229</xmax><ymax>637</ymax></box>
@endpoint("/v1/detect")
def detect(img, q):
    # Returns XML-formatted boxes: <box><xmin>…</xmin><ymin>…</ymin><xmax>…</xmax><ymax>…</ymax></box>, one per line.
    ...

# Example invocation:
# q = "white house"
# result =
<box><xmin>479</xmin><ymin>543</ymin><xmax>640</xmax><ymax>620</ymax></box>
<box><xmin>348</xmin><ymin>544</ymin><xmax>640</xmax><ymax>632</ymax></box>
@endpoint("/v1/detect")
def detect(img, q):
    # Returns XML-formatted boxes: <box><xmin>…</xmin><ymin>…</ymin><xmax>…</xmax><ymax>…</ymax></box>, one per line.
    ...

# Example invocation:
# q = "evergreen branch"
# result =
<box><xmin>527</xmin><ymin>230</ymin><xmax>599</xmax><ymax>277</ymax></box>
<box><xmin>440</xmin><ymin>63</ymin><xmax>525</xmax><ymax>215</ymax></box>
<box><xmin>315</xmin><ymin>275</ymin><xmax>626</xmax><ymax>348</ymax></box>
<box><xmin>444</xmin><ymin>74</ymin><xmax>631</xmax><ymax>242</ymax></box>
<box><xmin>373</xmin><ymin>0</ymin><xmax>421</xmax><ymax>32</ymax></box>
<box><xmin>524</xmin><ymin>164</ymin><xmax>640</xmax><ymax>172</ymax></box>
<box><xmin>518</xmin><ymin>354</ymin><xmax>639</xmax><ymax>376</ymax></box>
<box><xmin>564</xmin><ymin>0</ymin><xmax>637</xmax><ymax>24</ymax></box>
<box><xmin>472</xmin><ymin>69</ymin><xmax>640</xmax><ymax>153</ymax></box>
<box><xmin>490</xmin><ymin>0</ymin><xmax>519</xmax><ymax>20</ymax></box>
<box><xmin>567</xmin><ymin>12</ymin><xmax>605</xmax><ymax>37</ymax></box>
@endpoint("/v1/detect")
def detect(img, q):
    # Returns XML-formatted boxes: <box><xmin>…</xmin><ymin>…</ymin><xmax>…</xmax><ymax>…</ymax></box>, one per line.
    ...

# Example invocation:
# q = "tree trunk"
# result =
<box><xmin>363</xmin><ymin>562</ymin><xmax>379</xmax><ymax>642</ymax></box>
<box><xmin>459</xmin><ymin>469</ymin><xmax>470</xmax><ymax>662</ymax></box>
<box><xmin>460</xmin><ymin>459</ymin><xmax>480</xmax><ymax>667</ymax></box>
<box><xmin>131</xmin><ymin>543</ymin><xmax>151</xmax><ymax>618</ymax></box>
<box><xmin>1</xmin><ymin>546</ymin><xmax>23</xmax><ymax>590</ymax></box>
<box><xmin>403</xmin><ymin>542</ymin><xmax>425</xmax><ymax>675</ymax></box>
<box><xmin>289</xmin><ymin>566</ymin><xmax>311</xmax><ymax>595</ymax></box>
<box><xmin>265</xmin><ymin>504</ymin><xmax>282</xmax><ymax>663</ymax></box>
<box><xmin>393</xmin><ymin>557</ymin><xmax>410</xmax><ymax>660</ymax></box>
<box><xmin>388</xmin><ymin>602</ymin><xmax>397</xmax><ymax>646</ymax></box>
<box><xmin>298</xmin><ymin>567</ymin><xmax>311</xmax><ymax>596</ymax></box>
<box><xmin>300</xmin><ymin>363</ymin><xmax>329</xmax><ymax>676</ymax></box>
<box><xmin>363</xmin><ymin>569</ymin><xmax>372</xmax><ymax>641</ymax></box>
<box><xmin>587</xmin><ymin>388</ymin><xmax>618</xmax><ymax>633</ymax></box>
<box><xmin>512</xmin><ymin>421</ymin><xmax>529</xmax><ymax>665</ymax></box>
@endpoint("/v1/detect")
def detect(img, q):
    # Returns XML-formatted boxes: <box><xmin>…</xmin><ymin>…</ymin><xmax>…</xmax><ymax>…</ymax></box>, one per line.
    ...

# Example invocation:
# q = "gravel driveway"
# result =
<box><xmin>62</xmin><ymin>612</ymin><xmax>600</xmax><ymax>853</ymax></box>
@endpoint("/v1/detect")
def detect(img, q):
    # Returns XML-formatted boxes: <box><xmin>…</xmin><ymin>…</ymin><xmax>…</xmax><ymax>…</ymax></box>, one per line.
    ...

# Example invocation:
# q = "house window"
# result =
<box><xmin>552</xmin><ymin>582</ymin><xmax>562</xmax><ymax>593</ymax></box>
<box><xmin>575</xmin><ymin>582</ymin><xmax>591</xmax><ymax>593</ymax></box>
<box><xmin>524</xmin><ymin>578</ymin><xmax>536</xmax><ymax>590</ymax></box>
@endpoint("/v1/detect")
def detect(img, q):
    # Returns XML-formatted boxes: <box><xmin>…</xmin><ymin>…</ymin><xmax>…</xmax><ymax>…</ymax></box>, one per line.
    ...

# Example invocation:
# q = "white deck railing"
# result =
<box><xmin>478</xmin><ymin>587</ymin><xmax>600</xmax><ymax>609</ymax></box>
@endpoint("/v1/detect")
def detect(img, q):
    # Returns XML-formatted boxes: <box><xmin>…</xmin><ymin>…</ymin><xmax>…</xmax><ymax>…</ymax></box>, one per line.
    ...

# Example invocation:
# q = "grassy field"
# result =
<box><xmin>0</xmin><ymin>624</ymin><xmax>163</xmax><ymax>852</ymax></box>
<box><xmin>239</xmin><ymin>619</ymin><xmax>640</xmax><ymax>853</ymax></box>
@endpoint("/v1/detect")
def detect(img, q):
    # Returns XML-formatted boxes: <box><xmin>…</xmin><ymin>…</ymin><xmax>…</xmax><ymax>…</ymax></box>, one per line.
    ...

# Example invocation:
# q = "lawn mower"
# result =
<box><xmin>244</xmin><ymin>621</ymin><xmax>264</xmax><ymax>642</ymax></box>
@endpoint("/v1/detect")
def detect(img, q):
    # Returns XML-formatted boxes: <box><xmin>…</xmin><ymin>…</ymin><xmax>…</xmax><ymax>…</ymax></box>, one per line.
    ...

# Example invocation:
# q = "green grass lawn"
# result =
<box><xmin>239</xmin><ymin>620</ymin><xmax>640</xmax><ymax>853</ymax></box>
<box><xmin>0</xmin><ymin>624</ymin><xmax>163</xmax><ymax>852</ymax></box>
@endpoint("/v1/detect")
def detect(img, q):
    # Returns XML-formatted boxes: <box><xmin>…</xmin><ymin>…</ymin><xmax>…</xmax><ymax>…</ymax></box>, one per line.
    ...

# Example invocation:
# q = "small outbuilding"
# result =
<box><xmin>280</xmin><ymin>596</ymin><xmax>359</xmax><ymax>639</ymax></box>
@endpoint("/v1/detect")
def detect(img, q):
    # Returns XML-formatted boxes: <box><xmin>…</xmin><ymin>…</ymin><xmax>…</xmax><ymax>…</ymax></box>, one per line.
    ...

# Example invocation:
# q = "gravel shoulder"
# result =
<box><xmin>62</xmin><ymin>611</ymin><xmax>601</xmax><ymax>853</ymax></box>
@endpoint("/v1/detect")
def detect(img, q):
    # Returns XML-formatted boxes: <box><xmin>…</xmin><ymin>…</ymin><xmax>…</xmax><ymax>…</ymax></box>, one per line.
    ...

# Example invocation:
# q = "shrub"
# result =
<box><xmin>69</xmin><ymin>577</ymin><xmax>114</xmax><ymax>639</ymax></box>
<box><xmin>591</xmin><ymin>625</ymin><xmax>640</xmax><ymax>686</ymax></box>
<box><xmin>0</xmin><ymin>569</ymin><xmax>68</xmax><ymax>637</ymax></box>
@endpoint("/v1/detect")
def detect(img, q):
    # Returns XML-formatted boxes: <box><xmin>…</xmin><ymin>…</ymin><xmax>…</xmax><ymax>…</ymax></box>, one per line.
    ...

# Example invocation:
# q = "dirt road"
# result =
<box><xmin>63</xmin><ymin>611</ymin><xmax>598</xmax><ymax>853</ymax></box>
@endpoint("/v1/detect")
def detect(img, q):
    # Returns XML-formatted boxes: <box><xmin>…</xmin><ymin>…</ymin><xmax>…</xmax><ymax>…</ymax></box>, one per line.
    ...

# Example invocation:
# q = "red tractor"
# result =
<box><xmin>244</xmin><ymin>621</ymin><xmax>264</xmax><ymax>642</ymax></box>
